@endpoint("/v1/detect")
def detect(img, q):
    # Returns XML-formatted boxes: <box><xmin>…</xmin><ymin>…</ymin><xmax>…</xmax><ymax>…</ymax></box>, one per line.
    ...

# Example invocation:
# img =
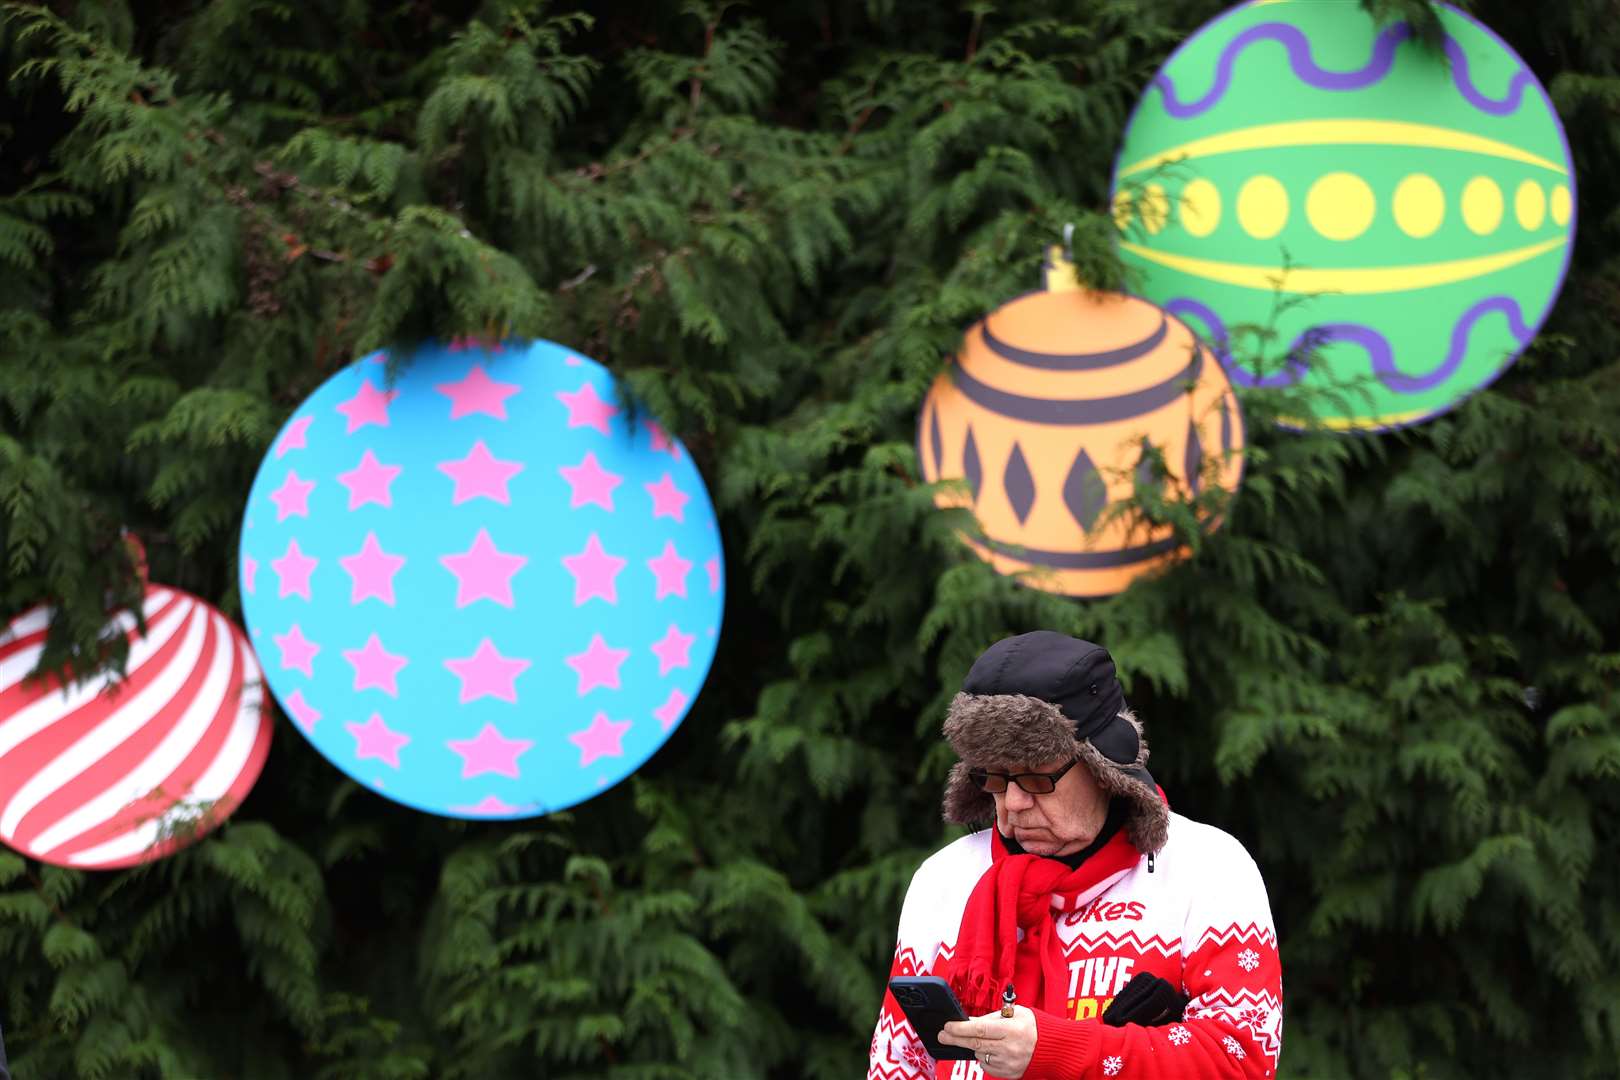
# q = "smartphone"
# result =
<box><xmin>887</xmin><ymin>975</ymin><xmax>975</xmax><ymax>1061</ymax></box>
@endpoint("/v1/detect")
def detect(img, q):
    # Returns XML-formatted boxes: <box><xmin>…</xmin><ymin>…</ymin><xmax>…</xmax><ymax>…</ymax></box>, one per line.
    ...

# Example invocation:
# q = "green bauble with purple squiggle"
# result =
<box><xmin>1111</xmin><ymin>0</ymin><xmax>1575</xmax><ymax>432</ymax></box>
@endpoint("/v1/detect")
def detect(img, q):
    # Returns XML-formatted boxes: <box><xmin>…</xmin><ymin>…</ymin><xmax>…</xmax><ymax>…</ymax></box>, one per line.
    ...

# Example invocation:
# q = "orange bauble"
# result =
<box><xmin>917</xmin><ymin>264</ymin><xmax>1246</xmax><ymax>598</ymax></box>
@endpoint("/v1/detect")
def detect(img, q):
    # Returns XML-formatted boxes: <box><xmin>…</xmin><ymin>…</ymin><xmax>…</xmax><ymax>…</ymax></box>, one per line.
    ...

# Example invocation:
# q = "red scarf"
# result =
<box><xmin>945</xmin><ymin>829</ymin><xmax>1140</xmax><ymax>1017</ymax></box>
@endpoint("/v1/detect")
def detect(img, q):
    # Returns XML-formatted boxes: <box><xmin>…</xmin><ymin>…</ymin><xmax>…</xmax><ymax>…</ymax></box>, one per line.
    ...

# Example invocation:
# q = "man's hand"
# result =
<box><xmin>1101</xmin><ymin>971</ymin><xmax>1190</xmax><ymax>1027</ymax></box>
<box><xmin>937</xmin><ymin>1004</ymin><xmax>1037</xmax><ymax>1078</ymax></box>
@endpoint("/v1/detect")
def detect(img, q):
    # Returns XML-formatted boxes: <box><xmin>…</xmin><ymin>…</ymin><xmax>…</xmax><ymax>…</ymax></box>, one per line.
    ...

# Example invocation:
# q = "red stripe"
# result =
<box><xmin>13</xmin><ymin>608</ymin><xmax>222</xmax><ymax>856</ymax></box>
<box><xmin>1</xmin><ymin>590</ymin><xmax>274</xmax><ymax>869</ymax></box>
<box><xmin>212</xmin><ymin>636</ymin><xmax>273</xmax><ymax>812</ymax></box>
<box><xmin>0</xmin><ymin>607</ymin><xmax>50</xmax><ymax>663</ymax></box>
<box><xmin>0</xmin><ymin>590</ymin><xmax>180</xmax><ymax>671</ymax></box>
<box><xmin>0</xmin><ymin>598</ymin><xmax>198</xmax><ymax>852</ymax></box>
<box><xmin>0</xmin><ymin>591</ymin><xmax>187</xmax><ymax>709</ymax></box>
<box><xmin>53</xmin><ymin>613</ymin><xmax>241</xmax><ymax>863</ymax></box>
<box><xmin>88</xmin><ymin>633</ymin><xmax>274</xmax><ymax>869</ymax></box>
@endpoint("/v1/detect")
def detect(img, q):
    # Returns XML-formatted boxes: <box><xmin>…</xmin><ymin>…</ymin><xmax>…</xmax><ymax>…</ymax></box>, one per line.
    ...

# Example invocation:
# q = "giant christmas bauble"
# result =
<box><xmin>238</xmin><ymin>340</ymin><xmax>724</xmax><ymax>820</ymax></box>
<box><xmin>918</xmin><ymin>269</ymin><xmax>1245</xmax><ymax>598</ymax></box>
<box><xmin>1112</xmin><ymin>0</ymin><xmax>1574</xmax><ymax>432</ymax></box>
<box><xmin>0</xmin><ymin>586</ymin><xmax>273</xmax><ymax>869</ymax></box>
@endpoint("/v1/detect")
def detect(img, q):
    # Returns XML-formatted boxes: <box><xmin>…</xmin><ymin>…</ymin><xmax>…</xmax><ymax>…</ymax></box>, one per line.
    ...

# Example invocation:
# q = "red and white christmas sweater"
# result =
<box><xmin>868</xmin><ymin>812</ymin><xmax>1282</xmax><ymax>1080</ymax></box>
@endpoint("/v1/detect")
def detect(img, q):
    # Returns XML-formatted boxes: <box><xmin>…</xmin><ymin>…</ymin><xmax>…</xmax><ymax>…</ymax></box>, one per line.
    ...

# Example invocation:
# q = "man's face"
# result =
<box><xmin>992</xmin><ymin>756</ymin><xmax>1110</xmax><ymax>857</ymax></box>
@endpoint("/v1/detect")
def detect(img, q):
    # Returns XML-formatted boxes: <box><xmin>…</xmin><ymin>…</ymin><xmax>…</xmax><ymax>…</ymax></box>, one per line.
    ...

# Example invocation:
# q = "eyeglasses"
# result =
<box><xmin>968</xmin><ymin>757</ymin><xmax>1082</xmax><ymax>795</ymax></box>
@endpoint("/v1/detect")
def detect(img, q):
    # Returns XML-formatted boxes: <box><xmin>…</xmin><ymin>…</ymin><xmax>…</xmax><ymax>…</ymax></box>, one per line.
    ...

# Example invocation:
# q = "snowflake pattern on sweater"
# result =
<box><xmin>868</xmin><ymin>813</ymin><xmax>1283</xmax><ymax>1080</ymax></box>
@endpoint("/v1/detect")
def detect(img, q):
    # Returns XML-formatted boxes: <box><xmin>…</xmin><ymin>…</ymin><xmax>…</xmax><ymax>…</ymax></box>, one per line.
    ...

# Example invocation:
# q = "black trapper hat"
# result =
<box><xmin>941</xmin><ymin>631</ymin><xmax>1168</xmax><ymax>853</ymax></box>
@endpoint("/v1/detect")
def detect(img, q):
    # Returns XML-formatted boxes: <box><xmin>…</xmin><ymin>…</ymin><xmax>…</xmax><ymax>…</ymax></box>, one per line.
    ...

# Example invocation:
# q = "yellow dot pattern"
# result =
<box><xmin>1152</xmin><ymin>173</ymin><xmax>1571</xmax><ymax>239</ymax></box>
<box><xmin>1514</xmin><ymin>180</ymin><xmax>1545</xmax><ymax>230</ymax></box>
<box><xmin>1306</xmin><ymin>173</ymin><xmax>1376</xmax><ymax>241</ymax></box>
<box><xmin>1179</xmin><ymin>178</ymin><xmax>1222</xmax><ymax>237</ymax></box>
<box><xmin>1392</xmin><ymin>174</ymin><xmax>1445</xmax><ymax>238</ymax></box>
<box><xmin>1141</xmin><ymin>184</ymin><xmax>1170</xmax><ymax>235</ymax></box>
<box><xmin>1112</xmin><ymin>190</ymin><xmax>1133</xmax><ymax>232</ymax></box>
<box><xmin>1550</xmin><ymin>184</ymin><xmax>1572</xmax><ymax>227</ymax></box>
<box><xmin>1461</xmin><ymin>176</ymin><xmax>1505</xmax><ymax>234</ymax></box>
<box><xmin>1237</xmin><ymin>175</ymin><xmax>1288</xmax><ymax>239</ymax></box>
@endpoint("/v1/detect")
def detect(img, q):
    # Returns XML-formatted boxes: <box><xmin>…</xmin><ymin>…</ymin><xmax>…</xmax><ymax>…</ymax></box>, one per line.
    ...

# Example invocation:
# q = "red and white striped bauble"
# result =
<box><xmin>0</xmin><ymin>585</ymin><xmax>273</xmax><ymax>869</ymax></box>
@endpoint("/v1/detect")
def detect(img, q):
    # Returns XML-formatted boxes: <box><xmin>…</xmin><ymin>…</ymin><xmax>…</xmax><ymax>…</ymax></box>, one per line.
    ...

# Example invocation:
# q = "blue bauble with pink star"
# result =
<box><xmin>237</xmin><ymin>339</ymin><xmax>725</xmax><ymax>819</ymax></box>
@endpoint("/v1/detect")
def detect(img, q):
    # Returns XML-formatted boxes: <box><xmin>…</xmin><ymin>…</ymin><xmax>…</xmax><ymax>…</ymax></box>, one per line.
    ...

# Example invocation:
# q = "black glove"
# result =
<box><xmin>1100</xmin><ymin>972</ymin><xmax>1190</xmax><ymax>1027</ymax></box>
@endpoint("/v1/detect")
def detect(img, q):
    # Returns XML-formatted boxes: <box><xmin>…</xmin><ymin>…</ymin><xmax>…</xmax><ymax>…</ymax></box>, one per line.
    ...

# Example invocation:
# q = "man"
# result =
<box><xmin>867</xmin><ymin>632</ymin><xmax>1282</xmax><ymax>1079</ymax></box>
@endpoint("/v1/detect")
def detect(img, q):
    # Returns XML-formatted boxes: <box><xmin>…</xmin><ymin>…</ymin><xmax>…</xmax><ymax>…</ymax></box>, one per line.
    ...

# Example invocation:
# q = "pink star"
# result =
<box><xmin>335</xmin><ymin>377</ymin><xmax>398</xmax><ymax>433</ymax></box>
<box><xmin>339</xmin><ymin>532</ymin><xmax>406</xmax><ymax>606</ymax></box>
<box><xmin>705</xmin><ymin>556</ymin><xmax>721</xmax><ymax>594</ymax></box>
<box><xmin>273</xmin><ymin>623</ymin><xmax>320</xmax><ymax>677</ymax></box>
<box><xmin>647</xmin><ymin>541</ymin><xmax>692</xmax><ymax>600</ymax></box>
<box><xmin>269</xmin><ymin>469</ymin><xmax>316</xmax><ymax>522</ymax></box>
<box><xmin>284</xmin><ymin>688</ymin><xmax>321</xmax><ymax>733</ymax></box>
<box><xmin>271</xmin><ymin>538</ymin><xmax>318</xmax><ymax>600</ymax></box>
<box><xmin>439</xmin><ymin>529</ymin><xmax>527</xmax><ymax>608</ymax></box>
<box><xmin>346</xmin><ymin>712</ymin><xmax>410</xmax><ymax>768</ymax></box>
<box><xmin>342</xmin><ymin>633</ymin><xmax>409</xmax><ymax>696</ymax></box>
<box><xmin>274</xmin><ymin>415</ymin><xmax>314</xmax><ymax>458</ymax></box>
<box><xmin>336</xmin><ymin>450</ymin><xmax>402</xmax><ymax>510</ymax></box>
<box><xmin>556</xmin><ymin>381</ymin><xmax>619</xmax><ymax>436</ymax></box>
<box><xmin>558</xmin><ymin>452</ymin><xmax>622</xmax><ymax>511</ymax></box>
<box><xmin>435</xmin><ymin>363</ymin><xmax>521</xmax><ymax>420</ymax></box>
<box><xmin>437</xmin><ymin>441</ymin><xmax>524</xmax><ymax>506</ymax></box>
<box><xmin>564</xmin><ymin>633</ymin><xmax>630</xmax><ymax>696</ymax></box>
<box><xmin>644</xmin><ymin>420</ymin><xmax>681</xmax><ymax>460</ymax></box>
<box><xmin>443</xmin><ymin>638</ymin><xmax>532</xmax><ymax>704</ymax></box>
<box><xmin>650</xmin><ymin>623</ymin><xmax>696</xmax><ymax>676</ymax></box>
<box><xmin>569</xmin><ymin>711</ymin><xmax>632</xmax><ymax>767</ymax></box>
<box><xmin>447</xmin><ymin>723</ymin><xmax>533</xmax><ymax>779</ymax></box>
<box><xmin>644</xmin><ymin>473</ymin><xmax>689</xmax><ymax>522</ymax></box>
<box><xmin>242</xmin><ymin>555</ymin><xmax>258</xmax><ymax>595</ymax></box>
<box><xmin>451</xmin><ymin>794</ymin><xmax>522</xmax><ymax>816</ymax></box>
<box><xmin>653</xmin><ymin>687</ymin><xmax>689</xmax><ymax>731</ymax></box>
<box><xmin>561</xmin><ymin>534</ymin><xmax>626</xmax><ymax>606</ymax></box>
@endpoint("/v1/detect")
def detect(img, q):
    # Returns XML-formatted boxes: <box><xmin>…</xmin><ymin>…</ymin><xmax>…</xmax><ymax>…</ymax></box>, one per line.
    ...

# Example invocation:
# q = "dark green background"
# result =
<box><xmin>2</xmin><ymin>1</ymin><xmax>1619</xmax><ymax>1077</ymax></box>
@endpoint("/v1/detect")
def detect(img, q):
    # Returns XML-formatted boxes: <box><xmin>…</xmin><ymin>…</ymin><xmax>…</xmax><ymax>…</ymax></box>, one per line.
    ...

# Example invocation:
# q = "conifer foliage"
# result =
<box><xmin>2</xmin><ymin>1</ymin><xmax>1619</xmax><ymax>1076</ymax></box>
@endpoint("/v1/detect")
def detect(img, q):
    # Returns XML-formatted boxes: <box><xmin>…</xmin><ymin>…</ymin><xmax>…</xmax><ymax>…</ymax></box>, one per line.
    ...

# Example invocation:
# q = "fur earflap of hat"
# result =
<box><xmin>940</xmin><ymin>691</ymin><xmax>1170</xmax><ymax>855</ymax></box>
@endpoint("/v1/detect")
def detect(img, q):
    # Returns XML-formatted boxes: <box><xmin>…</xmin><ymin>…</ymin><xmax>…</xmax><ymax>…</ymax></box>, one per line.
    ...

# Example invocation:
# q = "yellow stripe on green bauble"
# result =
<box><xmin>1115</xmin><ymin>171</ymin><xmax>1571</xmax><ymax>247</ymax></box>
<box><xmin>1111</xmin><ymin>0</ymin><xmax>1576</xmax><ymax>432</ymax></box>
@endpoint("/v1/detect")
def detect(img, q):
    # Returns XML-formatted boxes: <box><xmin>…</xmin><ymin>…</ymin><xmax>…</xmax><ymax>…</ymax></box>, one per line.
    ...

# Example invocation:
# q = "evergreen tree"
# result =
<box><xmin>1</xmin><ymin>1</ymin><xmax>1618</xmax><ymax>1077</ymax></box>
